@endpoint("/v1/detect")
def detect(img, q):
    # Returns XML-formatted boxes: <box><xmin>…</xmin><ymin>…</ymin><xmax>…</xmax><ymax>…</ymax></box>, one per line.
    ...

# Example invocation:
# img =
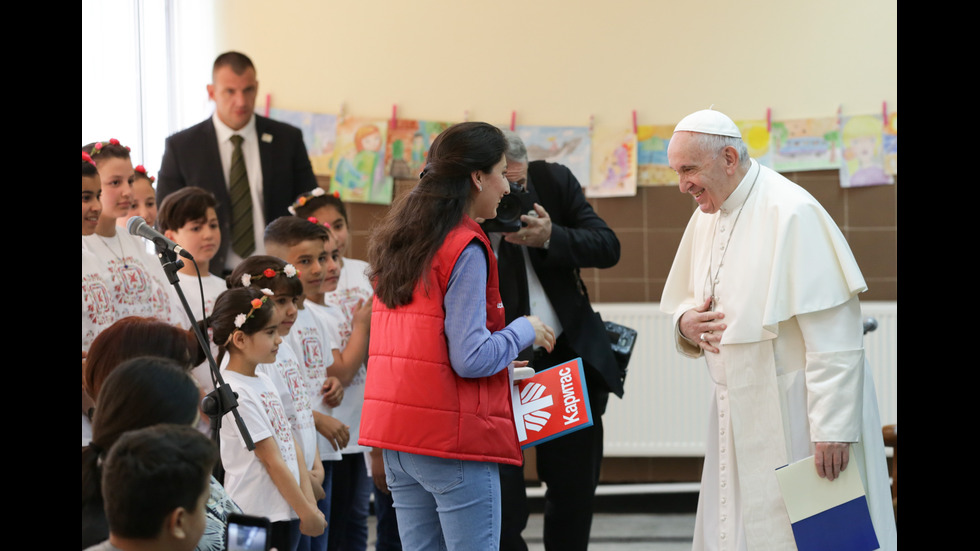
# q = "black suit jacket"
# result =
<box><xmin>156</xmin><ymin>115</ymin><xmax>318</xmax><ymax>275</ymax></box>
<box><xmin>494</xmin><ymin>161</ymin><xmax>624</xmax><ymax>398</ymax></box>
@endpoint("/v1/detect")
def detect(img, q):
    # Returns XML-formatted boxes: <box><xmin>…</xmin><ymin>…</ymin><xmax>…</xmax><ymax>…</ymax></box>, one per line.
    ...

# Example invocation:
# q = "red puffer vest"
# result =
<box><xmin>358</xmin><ymin>217</ymin><xmax>522</xmax><ymax>465</ymax></box>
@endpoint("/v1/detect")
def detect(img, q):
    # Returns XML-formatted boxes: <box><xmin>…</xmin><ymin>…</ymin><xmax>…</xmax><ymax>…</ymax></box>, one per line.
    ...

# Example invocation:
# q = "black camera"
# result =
<box><xmin>479</xmin><ymin>182</ymin><xmax>533</xmax><ymax>233</ymax></box>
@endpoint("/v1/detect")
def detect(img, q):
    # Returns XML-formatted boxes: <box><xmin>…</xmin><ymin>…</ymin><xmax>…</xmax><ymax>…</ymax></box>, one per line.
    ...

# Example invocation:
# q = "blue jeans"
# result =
<box><xmin>383</xmin><ymin>449</ymin><xmax>500</xmax><ymax>551</ymax></box>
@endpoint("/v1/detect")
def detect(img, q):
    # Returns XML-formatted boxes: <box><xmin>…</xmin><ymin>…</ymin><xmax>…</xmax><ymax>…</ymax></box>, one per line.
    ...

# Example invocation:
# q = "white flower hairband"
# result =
<box><xmin>240</xmin><ymin>264</ymin><xmax>298</xmax><ymax>288</ymax></box>
<box><xmin>233</xmin><ymin>288</ymin><xmax>275</xmax><ymax>328</ymax></box>
<box><xmin>287</xmin><ymin>187</ymin><xmax>328</xmax><ymax>215</ymax></box>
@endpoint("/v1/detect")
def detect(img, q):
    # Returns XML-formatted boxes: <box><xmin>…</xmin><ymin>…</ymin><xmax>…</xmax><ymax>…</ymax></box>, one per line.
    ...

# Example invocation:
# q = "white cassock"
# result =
<box><xmin>661</xmin><ymin>159</ymin><xmax>897</xmax><ymax>551</ymax></box>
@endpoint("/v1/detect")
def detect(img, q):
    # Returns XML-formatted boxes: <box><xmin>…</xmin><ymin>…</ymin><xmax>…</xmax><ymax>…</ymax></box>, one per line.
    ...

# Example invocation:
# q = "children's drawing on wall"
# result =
<box><xmin>636</xmin><ymin>124</ymin><xmax>677</xmax><ymax>186</ymax></box>
<box><xmin>329</xmin><ymin>118</ymin><xmax>391</xmax><ymax>204</ymax></box>
<box><xmin>839</xmin><ymin>114</ymin><xmax>893</xmax><ymax>188</ymax></box>
<box><xmin>385</xmin><ymin>119</ymin><xmax>452</xmax><ymax>181</ymax></box>
<box><xmin>588</xmin><ymin>128</ymin><xmax>637</xmax><ymax>198</ymax></box>
<box><xmin>883</xmin><ymin>111</ymin><xmax>897</xmax><ymax>176</ymax></box>
<box><xmin>771</xmin><ymin>117</ymin><xmax>840</xmax><ymax>172</ymax></box>
<box><xmin>514</xmin><ymin>125</ymin><xmax>591</xmax><ymax>189</ymax></box>
<box><xmin>268</xmin><ymin>108</ymin><xmax>338</xmax><ymax>176</ymax></box>
<box><xmin>735</xmin><ymin>119</ymin><xmax>772</xmax><ymax>168</ymax></box>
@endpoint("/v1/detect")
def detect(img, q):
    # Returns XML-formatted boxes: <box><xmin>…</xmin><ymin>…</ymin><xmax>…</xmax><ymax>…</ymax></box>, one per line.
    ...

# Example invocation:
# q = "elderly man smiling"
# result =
<box><xmin>661</xmin><ymin>109</ymin><xmax>896</xmax><ymax>551</ymax></box>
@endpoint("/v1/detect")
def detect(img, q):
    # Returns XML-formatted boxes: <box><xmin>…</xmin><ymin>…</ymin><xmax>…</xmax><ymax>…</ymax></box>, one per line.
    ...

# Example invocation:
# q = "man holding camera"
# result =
<box><xmin>487</xmin><ymin>131</ymin><xmax>623</xmax><ymax>551</ymax></box>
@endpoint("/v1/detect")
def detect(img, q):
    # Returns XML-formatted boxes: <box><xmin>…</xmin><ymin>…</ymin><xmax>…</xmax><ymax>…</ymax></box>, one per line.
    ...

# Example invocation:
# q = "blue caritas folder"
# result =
<box><xmin>775</xmin><ymin>453</ymin><xmax>880</xmax><ymax>551</ymax></box>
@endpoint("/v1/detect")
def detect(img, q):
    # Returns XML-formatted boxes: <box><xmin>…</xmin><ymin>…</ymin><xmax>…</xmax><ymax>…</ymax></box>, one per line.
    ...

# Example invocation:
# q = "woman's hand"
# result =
<box><xmin>525</xmin><ymin>315</ymin><xmax>556</xmax><ymax>353</ymax></box>
<box><xmin>370</xmin><ymin>447</ymin><xmax>389</xmax><ymax>494</ymax></box>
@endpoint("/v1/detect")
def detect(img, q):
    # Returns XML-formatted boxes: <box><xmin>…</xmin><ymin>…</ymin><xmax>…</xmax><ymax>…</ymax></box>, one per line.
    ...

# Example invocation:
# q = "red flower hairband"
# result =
<box><xmin>91</xmin><ymin>138</ymin><xmax>131</xmax><ymax>156</ymax></box>
<box><xmin>82</xmin><ymin>152</ymin><xmax>97</xmax><ymax>167</ymax></box>
<box><xmin>307</xmin><ymin>217</ymin><xmax>331</xmax><ymax>229</ymax></box>
<box><xmin>134</xmin><ymin>165</ymin><xmax>157</xmax><ymax>183</ymax></box>
<box><xmin>287</xmin><ymin>187</ymin><xmax>341</xmax><ymax>215</ymax></box>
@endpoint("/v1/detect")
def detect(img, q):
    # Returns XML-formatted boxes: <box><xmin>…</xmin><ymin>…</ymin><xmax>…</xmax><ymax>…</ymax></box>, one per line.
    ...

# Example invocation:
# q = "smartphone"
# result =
<box><xmin>225</xmin><ymin>513</ymin><xmax>271</xmax><ymax>551</ymax></box>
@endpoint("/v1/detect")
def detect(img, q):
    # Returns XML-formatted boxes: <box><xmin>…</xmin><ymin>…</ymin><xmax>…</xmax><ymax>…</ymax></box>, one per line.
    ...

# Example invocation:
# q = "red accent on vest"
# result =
<box><xmin>358</xmin><ymin>217</ymin><xmax>521</xmax><ymax>465</ymax></box>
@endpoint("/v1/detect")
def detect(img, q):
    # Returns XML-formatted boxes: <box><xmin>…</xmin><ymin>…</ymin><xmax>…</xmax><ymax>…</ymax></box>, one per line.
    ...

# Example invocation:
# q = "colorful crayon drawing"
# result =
<box><xmin>589</xmin><ymin>128</ymin><xmax>637</xmax><ymax>198</ymax></box>
<box><xmin>268</xmin><ymin>108</ymin><xmax>338</xmax><ymax>176</ymax></box>
<box><xmin>636</xmin><ymin>124</ymin><xmax>677</xmax><ymax>186</ymax></box>
<box><xmin>771</xmin><ymin>117</ymin><xmax>840</xmax><ymax>172</ymax></box>
<box><xmin>735</xmin><ymin>119</ymin><xmax>772</xmax><ymax>168</ymax></box>
<box><xmin>329</xmin><ymin>118</ymin><xmax>391</xmax><ymax>204</ymax></box>
<box><xmin>385</xmin><ymin>119</ymin><xmax>453</xmax><ymax>182</ymax></box>
<box><xmin>883</xmin><ymin>112</ymin><xmax>897</xmax><ymax>176</ymax></box>
<box><xmin>839</xmin><ymin>114</ymin><xmax>893</xmax><ymax>188</ymax></box>
<box><xmin>514</xmin><ymin>125</ymin><xmax>591</xmax><ymax>189</ymax></box>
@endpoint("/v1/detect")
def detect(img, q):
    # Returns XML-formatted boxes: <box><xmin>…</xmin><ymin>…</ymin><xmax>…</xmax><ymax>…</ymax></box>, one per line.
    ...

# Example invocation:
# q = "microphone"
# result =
<box><xmin>127</xmin><ymin>216</ymin><xmax>194</xmax><ymax>260</ymax></box>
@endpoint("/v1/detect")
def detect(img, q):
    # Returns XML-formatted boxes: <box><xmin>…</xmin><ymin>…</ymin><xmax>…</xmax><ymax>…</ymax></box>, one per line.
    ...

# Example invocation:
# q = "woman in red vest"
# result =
<box><xmin>360</xmin><ymin>122</ymin><xmax>555</xmax><ymax>550</ymax></box>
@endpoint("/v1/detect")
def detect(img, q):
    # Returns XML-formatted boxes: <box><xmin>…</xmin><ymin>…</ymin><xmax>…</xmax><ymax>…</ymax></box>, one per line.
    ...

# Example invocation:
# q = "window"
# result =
<box><xmin>82</xmin><ymin>0</ymin><xmax>215</xmax><ymax>174</ymax></box>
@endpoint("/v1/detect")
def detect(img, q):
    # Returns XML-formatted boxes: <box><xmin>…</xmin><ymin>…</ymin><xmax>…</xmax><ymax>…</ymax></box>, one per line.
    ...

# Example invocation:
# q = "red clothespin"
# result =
<box><xmin>588</xmin><ymin>115</ymin><xmax>594</xmax><ymax>137</ymax></box>
<box><xmin>631</xmin><ymin>110</ymin><xmax>638</xmax><ymax>134</ymax></box>
<box><xmin>766</xmin><ymin>108</ymin><xmax>771</xmax><ymax>133</ymax></box>
<box><xmin>390</xmin><ymin>104</ymin><xmax>398</xmax><ymax>130</ymax></box>
<box><xmin>882</xmin><ymin>101</ymin><xmax>888</xmax><ymax>127</ymax></box>
<box><xmin>264</xmin><ymin>94</ymin><xmax>271</xmax><ymax>118</ymax></box>
<box><xmin>510</xmin><ymin>111</ymin><xmax>516</xmax><ymax>131</ymax></box>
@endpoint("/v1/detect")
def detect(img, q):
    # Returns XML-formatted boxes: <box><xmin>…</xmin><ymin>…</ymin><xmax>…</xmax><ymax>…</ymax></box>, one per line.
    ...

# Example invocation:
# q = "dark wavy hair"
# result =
<box><xmin>81</xmin><ymin>357</ymin><xmax>202</xmax><ymax>547</ymax></box>
<box><xmin>156</xmin><ymin>186</ymin><xmax>218</xmax><ymax>233</ymax></box>
<box><xmin>227</xmin><ymin>255</ymin><xmax>303</xmax><ymax>298</ymax></box>
<box><xmin>82</xmin><ymin>140</ymin><xmax>131</xmax><ymax>165</ymax></box>
<box><xmin>82</xmin><ymin>156</ymin><xmax>99</xmax><ymax>178</ymax></box>
<box><xmin>291</xmin><ymin>190</ymin><xmax>349</xmax><ymax>226</ymax></box>
<box><xmin>84</xmin><ymin>316</ymin><xmax>200</xmax><ymax>398</ymax></box>
<box><xmin>205</xmin><ymin>287</ymin><xmax>277</xmax><ymax>366</ymax></box>
<box><xmin>367</xmin><ymin>122</ymin><xmax>506</xmax><ymax>307</ymax></box>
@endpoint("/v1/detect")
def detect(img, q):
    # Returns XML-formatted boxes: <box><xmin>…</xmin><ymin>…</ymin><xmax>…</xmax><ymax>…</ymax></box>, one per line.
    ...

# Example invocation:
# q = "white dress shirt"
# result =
<box><xmin>212</xmin><ymin>112</ymin><xmax>266</xmax><ymax>267</ymax></box>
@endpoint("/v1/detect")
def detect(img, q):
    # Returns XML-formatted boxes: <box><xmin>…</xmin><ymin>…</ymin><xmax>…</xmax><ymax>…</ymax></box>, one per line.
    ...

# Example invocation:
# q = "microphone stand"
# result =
<box><xmin>151</xmin><ymin>243</ymin><xmax>255</xmax><ymax>482</ymax></box>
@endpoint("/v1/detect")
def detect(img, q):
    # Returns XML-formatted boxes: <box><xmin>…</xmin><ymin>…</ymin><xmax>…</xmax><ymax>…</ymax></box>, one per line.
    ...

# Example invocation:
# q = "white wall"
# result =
<box><xmin>198</xmin><ymin>0</ymin><xmax>896</xmax><ymax>127</ymax></box>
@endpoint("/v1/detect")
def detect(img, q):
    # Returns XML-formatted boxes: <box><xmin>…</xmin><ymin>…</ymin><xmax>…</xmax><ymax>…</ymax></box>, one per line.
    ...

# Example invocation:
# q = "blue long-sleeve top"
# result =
<box><xmin>444</xmin><ymin>242</ymin><xmax>535</xmax><ymax>378</ymax></box>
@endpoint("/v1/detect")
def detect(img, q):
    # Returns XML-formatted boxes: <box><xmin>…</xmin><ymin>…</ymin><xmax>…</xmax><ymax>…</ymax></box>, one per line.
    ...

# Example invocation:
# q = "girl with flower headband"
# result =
<box><xmin>81</xmin><ymin>139</ymin><xmax>184</xmax><ymax>328</ymax></box>
<box><xmin>228</xmin><ymin>255</ymin><xmax>349</xmax><ymax>551</ymax></box>
<box><xmin>289</xmin><ymin>187</ymin><xmax>373</xmax><ymax>313</ymax></box>
<box><xmin>208</xmin><ymin>286</ymin><xmax>327</xmax><ymax>551</ymax></box>
<box><xmin>117</xmin><ymin>163</ymin><xmax>158</xmax><ymax>232</ymax></box>
<box><xmin>83</xmin><ymin>152</ymin><xmax>117</xmax><ymax>354</ymax></box>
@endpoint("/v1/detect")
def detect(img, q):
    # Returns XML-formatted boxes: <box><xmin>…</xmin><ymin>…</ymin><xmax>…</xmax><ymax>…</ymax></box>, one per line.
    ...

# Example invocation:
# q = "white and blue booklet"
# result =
<box><xmin>775</xmin><ymin>453</ymin><xmax>880</xmax><ymax>551</ymax></box>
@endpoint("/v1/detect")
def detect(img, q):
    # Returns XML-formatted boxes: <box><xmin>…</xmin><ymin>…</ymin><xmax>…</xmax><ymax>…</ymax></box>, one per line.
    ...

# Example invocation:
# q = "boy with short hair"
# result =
<box><xmin>156</xmin><ymin>187</ymin><xmax>225</xmax><ymax>397</ymax></box>
<box><xmin>265</xmin><ymin>216</ymin><xmax>367</xmax><ymax>550</ymax></box>
<box><xmin>290</xmin><ymin>220</ymin><xmax>373</xmax><ymax>551</ymax></box>
<box><xmin>156</xmin><ymin>186</ymin><xmax>225</xmax><ymax>322</ymax></box>
<box><xmin>85</xmin><ymin>424</ymin><xmax>216</xmax><ymax>551</ymax></box>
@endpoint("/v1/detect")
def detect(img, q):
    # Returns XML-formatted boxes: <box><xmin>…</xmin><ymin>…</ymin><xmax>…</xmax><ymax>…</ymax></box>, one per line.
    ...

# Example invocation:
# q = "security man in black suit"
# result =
<box><xmin>156</xmin><ymin>51</ymin><xmax>317</xmax><ymax>275</ymax></box>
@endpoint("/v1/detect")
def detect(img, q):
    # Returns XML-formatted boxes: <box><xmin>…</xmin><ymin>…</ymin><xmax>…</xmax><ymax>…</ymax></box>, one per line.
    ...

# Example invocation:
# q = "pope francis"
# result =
<box><xmin>661</xmin><ymin>108</ymin><xmax>897</xmax><ymax>551</ymax></box>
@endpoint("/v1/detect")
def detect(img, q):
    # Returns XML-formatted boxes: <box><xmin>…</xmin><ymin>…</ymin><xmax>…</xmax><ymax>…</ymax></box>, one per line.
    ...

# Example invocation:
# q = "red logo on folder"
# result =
<box><xmin>512</xmin><ymin>357</ymin><xmax>593</xmax><ymax>448</ymax></box>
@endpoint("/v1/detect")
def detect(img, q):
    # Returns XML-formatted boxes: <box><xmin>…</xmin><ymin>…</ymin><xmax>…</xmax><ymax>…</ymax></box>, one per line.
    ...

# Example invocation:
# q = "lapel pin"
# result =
<box><xmin>261</xmin><ymin>133</ymin><xmax>273</xmax><ymax>143</ymax></box>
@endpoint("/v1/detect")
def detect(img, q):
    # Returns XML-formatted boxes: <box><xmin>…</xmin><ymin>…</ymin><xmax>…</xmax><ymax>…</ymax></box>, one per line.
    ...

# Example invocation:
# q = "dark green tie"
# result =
<box><xmin>229</xmin><ymin>134</ymin><xmax>255</xmax><ymax>257</ymax></box>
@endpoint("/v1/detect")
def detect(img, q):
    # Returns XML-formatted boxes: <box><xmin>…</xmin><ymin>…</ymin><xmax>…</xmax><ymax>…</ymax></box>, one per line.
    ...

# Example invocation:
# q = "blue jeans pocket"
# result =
<box><xmin>408</xmin><ymin>454</ymin><xmax>463</xmax><ymax>494</ymax></box>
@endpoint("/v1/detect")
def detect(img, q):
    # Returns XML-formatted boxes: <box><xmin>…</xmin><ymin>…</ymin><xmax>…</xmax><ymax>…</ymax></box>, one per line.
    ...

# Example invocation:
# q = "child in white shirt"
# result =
<box><xmin>210</xmin><ymin>287</ymin><xmax>326</xmax><ymax>551</ymax></box>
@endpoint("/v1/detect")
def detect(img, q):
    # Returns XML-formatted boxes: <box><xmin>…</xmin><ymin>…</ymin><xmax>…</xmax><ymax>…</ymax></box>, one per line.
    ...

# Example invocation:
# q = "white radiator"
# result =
<box><xmin>594</xmin><ymin>301</ymin><xmax>898</xmax><ymax>457</ymax></box>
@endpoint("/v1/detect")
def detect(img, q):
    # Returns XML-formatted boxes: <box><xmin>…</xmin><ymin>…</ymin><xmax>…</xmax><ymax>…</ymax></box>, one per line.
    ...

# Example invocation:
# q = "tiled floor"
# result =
<box><xmin>365</xmin><ymin>490</ymin><xmax>698</xmax><ymax>550</ymax></box>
